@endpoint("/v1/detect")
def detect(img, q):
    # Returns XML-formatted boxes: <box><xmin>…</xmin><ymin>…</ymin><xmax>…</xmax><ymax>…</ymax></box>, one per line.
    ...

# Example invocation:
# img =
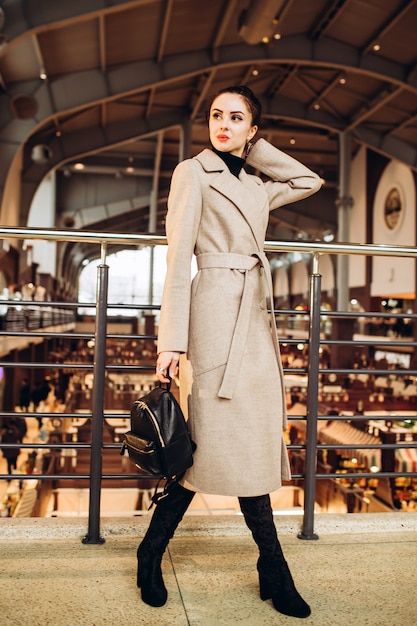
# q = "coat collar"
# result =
<box><xmin>194</xmin><ymin>149</ymin><xmax>265</xmax><ymax>251</ymax></box>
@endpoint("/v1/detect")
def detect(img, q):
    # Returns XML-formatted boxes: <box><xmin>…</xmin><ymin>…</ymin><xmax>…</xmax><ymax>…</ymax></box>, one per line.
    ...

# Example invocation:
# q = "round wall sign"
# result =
<box><xmin>384</xmin><ymin>187</ymin><xmax>403</xmax><ymax>230</ymax></box>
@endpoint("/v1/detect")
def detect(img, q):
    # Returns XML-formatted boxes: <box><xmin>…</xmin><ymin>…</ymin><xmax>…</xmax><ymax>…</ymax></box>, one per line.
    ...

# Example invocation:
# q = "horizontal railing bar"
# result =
<box><xmin>314</xmin><ymin>472</ymin><xmax>417</xmax><ymax>479</ymax></box>
<box><xmin>275</xmin><ymin>309</ymin><xmax>417</xmax><ymax>319</ymax></box>
<box><xmin>3</xmin><ymin>226</ymin><xmax>417</xmax><ymax>258</ymax></box>
<box><xmin>0</xmin><ymin>331</ymin><xmax>91</xmax><ymax>338</ymax></box>
<box><xmin>321</xmin><ymin>339</ymin><xmax>417</xmax><ymax>346</ymax></box>
<box><xmin>0</xmin><ymin>474</ymin><xmax>130</xmax><ymax>481</ymax></box>
<box><xmin>0</xmin><ymin>473</ymin><xmax>158</xmax><ymax>481</ymax></box>
<box><xmin>2</xmin><ymin>471</ymin><xmax>415</xmax><ymax>481</ymax></box>
<box><xmin>279</xmin><ymin>339</ymin><xmax>309</xmax><ymax>345</ymax></box>
<box><xmin>0</xmin><ymin>362</ymin><xmax>156</xmax><ymax>371</ymax></box>
<box><xmin>6</xmin><ymin>300</ymin><xmax>78</xmax><ymax>307</ymax></box>
<box><xmin>314</xmin><ymin>443</ymin><xmax>417</xmax><ymax>449</ymax></box>
<box><xmin>7</xmin><ymin>362</ymin><xmax>412</xmax><ymax>376</ymax></box>
<box><xmin>0</xmin><ymin>227</ymin><xmax>168</xmax><ymax>246</ymax></box>
<box><xmin>2</xmin><ymin>440</ymin><xmax>413</xmax><ymax>452</ymax></box>
<box><xmin>264</xmin><ymin>240</ymin><xmax>417</xmax><ymax>257</ymax></box>
<box><xmin>0</xmin><ymin>300</ymin><xmax>160</xmax><ymax>311</ymax></box>
<box><xmin>106</xmin><ymin>334</ymin><xmax>157</xmax><ymax>340</ymax></box>
<box><xmin>0</xmin><ymin>362</ymin><xmax>94</xmax><ymax>369</ymax></box>
<box><xmin>0</xmin><ymin>437</ymin><xmax>411</xmax><ymax>451</ymax></box>
<box><xmin>6</xmin><ymin>298</ymin><xmax>417</xmax><ymax>319</ymax></box>
<box><xmin>0</xmin><ymin>411</ymin><xmax>94</xmax><ymax>419</ymax></box>
<box><xmin>4</xmin><ymin>303</ymin><xmax>406</xmax><ymax>321</ymax></box>
<box><xmin>282</xmin><ymin>366</ymin><xmax>416</xmax><ymax>376</ymax></box>
<box><xmin>106</xmin><ymin>303</ymin><xmax>161</xmax><ymax>309</ymax></box>
<box><xmin>315</xmin><ymin>415</ymin><xmax>416</xmax><ymax>421</ymax></box>
<box><xmin>0</xmin><ymin>443</ymin><xmax>92</xmax><ymax>449</ymax></box>
<box><xmin>317</xmin><ymin>368</ymin><xmax>417</xmax><ymax>376</ymax></box>
<box><xmin>104</xmin><ymin>365</ymin><xmax>157</xmax><ymax>371</ymax></box>
<box><xmin>106</xmin><ymin>440</ymin><xmax>417</xmax><ymax>453</ymax></box>
<box><xmin>0</xmin><ymin>331</ymin><xmax>157</xmax><ymax>341</ymax></box>
<box><xmin>314</xmin><ymin>310</ymin><xmax>417</xmax><ymax>319</ymax></box>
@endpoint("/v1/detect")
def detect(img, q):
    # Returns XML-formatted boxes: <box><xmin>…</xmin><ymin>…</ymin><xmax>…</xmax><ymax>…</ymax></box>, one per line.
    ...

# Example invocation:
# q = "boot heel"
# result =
<box><xmin>137</xmin><ymin>551</ymin><xmax>167</xmax><ymax>607</ymax></box>
<box><xmin>258</xmin><ymin>570</ymin><xmax>272</xmax><ymax>601</ymax></box>
<box><xmin>137</xmin><ymin>544</ymin><xmax>168</xmax><ymax>606</ymax></box>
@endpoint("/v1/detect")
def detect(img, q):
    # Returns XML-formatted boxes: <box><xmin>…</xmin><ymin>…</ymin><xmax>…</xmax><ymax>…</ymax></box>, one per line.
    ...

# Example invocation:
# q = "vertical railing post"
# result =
<box><xmin>83</xmin><ymin>243</ymin><xmax>108</xmax><ymax>545</ymax></box>
<box><xmin>298</xmin><ymin>254</ymin><xmax>321</xmax><ymax>540</ymax></box>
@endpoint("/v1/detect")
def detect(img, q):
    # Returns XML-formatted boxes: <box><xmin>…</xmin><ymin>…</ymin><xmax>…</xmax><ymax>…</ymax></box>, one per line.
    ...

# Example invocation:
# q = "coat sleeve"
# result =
<box><xmin>157</xmin><ymin>158</ymin><xmax>203</xmax><ymax>354</ymax></box>
<box><xmin>245</xmin><ymin>138</ymin><xmax>322</xmax><ymax>210</ymax></box>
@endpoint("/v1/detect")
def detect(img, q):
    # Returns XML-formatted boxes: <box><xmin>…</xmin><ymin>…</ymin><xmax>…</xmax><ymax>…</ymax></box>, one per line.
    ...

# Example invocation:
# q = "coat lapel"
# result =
<box><xmin>194</xmin><ymin>149</ymin><xmax>267</xmax><ymax>252</ymax></box>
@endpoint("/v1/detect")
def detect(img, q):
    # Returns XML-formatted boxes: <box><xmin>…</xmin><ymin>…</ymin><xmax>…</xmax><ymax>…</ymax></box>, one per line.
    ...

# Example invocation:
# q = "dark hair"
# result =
<box><xmin>207</xmin><ymin>85</ymin><xmax>262</xmax><ymax>127</ymax></box>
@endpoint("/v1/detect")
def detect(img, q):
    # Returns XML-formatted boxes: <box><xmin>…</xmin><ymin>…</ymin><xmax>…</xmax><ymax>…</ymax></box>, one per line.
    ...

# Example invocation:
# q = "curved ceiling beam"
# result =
<box><xmin>22</xmin><ymin>98</ymin><xmax>342</xmax><ymax>183</ymax></box>
<box><xmin>2</xmin><ymin>2</ymin><xmax>414</xmax><ymax>96</ymax></box>
<box><xmin>19</xmin><ymin>110</ymin><xmax>187</xmax><ymax>221</ymax></box>
<box><xmin>263</xmin><ymin>94</ymin><xmax>345</xmax><ymax>133</ymax></box>
<box><xmin>0</xmin><ymin>0</ymin><xmax>148</xmax><ymax>42</ymax></box>
<box><xmin>2</xmin><ymin>35</ymin><xmax>417</xmax><ymax>217</ymax></box>
<box><xmin>13</xmin><ymin>97</ymin><xmax>417</xmax><ymax>222</ymax></box>
<box><xmin>24</xmin><ymin>110</ymin><xmax>188</xmax><ymax>176</ymax></box>
<box><xmin>1</xmin><ymin>36</ymin><xmax>414</xmax><ymax>138</ymax></box>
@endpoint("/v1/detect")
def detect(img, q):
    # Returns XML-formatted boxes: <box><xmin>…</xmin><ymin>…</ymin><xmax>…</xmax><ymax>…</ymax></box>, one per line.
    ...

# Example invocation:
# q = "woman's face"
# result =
<box><xmin>209</xmin><ymin>92</ymin><xmax>258</xmax><ymax>157</ymax></box>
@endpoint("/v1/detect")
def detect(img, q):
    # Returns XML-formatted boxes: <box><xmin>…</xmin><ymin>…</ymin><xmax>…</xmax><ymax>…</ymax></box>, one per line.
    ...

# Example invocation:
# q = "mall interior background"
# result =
<box><xmin>1</xmin><ymin>0</ymin><xmax>417</xmax><ymax>518</ymax></box>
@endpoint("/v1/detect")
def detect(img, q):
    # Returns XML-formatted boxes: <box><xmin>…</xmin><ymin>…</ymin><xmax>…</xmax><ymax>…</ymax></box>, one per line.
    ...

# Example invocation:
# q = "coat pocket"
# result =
<box><xmin>188</xmin><ymin>271</ymin><xmax>243</xmax><ymax>376</ymax></box>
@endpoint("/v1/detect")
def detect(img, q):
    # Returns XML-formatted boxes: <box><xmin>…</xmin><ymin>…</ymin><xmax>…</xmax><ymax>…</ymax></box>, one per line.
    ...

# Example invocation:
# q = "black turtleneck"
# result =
<box><xmin>211</xmin><ymin>146</ymin><xmax>245</xmax><ymax>178</ymax></box>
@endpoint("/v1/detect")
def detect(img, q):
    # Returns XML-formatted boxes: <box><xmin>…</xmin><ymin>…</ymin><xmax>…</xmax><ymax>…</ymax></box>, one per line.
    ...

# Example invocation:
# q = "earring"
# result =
<box><xmin>244</xmin><ymin>141</ymin><xmax>253</xmax><ymax>158</ymax></box>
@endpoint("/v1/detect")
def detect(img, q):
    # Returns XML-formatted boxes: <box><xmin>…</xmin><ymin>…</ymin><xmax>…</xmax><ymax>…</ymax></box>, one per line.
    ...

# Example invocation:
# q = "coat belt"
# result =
<box><xmin>196</xmin><ymin>252</ymin><xmax>282</xmax><ymax>404</ymax></box>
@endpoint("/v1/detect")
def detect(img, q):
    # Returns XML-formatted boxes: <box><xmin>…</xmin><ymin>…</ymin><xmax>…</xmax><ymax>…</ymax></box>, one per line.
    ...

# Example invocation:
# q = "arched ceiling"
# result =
<box><xmin>1</xmin><ymin>0</ymin><xmax>417</xmax><ymax>278</ymax></box>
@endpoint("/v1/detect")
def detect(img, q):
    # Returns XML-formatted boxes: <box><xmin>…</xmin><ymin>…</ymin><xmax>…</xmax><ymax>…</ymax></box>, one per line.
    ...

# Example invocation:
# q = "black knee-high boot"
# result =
<box><xmin>238</xmin><ymin>494</ymin><xmax>311</xmax><ymax>619</ymax></box>
<box><xmin>137</xmin><ymin>481</ymin><xmax>195</xmax><ymax>607</ymax></box>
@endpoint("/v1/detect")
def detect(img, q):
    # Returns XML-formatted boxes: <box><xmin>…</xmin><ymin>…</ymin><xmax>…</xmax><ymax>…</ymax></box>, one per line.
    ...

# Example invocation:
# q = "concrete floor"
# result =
<box><xmin>1</xmin><ymin>513</ymin><xmax>416</xmax><ymax>626</ymax></box>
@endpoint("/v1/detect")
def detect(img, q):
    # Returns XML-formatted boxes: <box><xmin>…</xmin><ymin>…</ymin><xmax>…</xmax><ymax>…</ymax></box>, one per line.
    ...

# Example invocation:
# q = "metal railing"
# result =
<box><xmin>1</xmin><ymin>226</ymin><xmax>417</xmax><ymax>541</ymax></box>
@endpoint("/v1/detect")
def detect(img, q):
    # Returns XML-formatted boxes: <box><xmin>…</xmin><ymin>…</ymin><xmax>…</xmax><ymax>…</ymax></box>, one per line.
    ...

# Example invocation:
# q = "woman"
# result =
<box><xmin>138</xmin><ymin>86</ymin><xmax>321</xmax><ymax>618</ymax></box>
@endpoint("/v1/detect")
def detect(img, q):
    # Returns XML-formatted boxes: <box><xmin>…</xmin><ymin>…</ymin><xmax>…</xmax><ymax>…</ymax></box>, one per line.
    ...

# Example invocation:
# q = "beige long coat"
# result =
<box><xmin>157</xmin><ymin>139</ymin><xmax>321</xmax><ymax>496</ymax></box>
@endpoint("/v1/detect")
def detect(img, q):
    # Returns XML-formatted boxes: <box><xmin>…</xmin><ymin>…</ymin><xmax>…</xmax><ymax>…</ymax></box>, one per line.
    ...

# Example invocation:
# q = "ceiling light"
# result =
<box><xmin>238</xmin><ymin>1</ymin><xmax>287</xmax><ymax>45</ymax></box>
<box><xmin>273</xmin><ymin>33</ymin><xmax>281</xmax><ymax>40</ymax></box>
<box><xmin>339</xmin><ymin>77</ymin><xmax>346</xmax><ymax>85</ymax></box>
<box><xmin>252</xmin><ymin>68</ymin><xmax>259</xmax><ymax>76</ymax></box>
<box><xmin>313</xmin><ymin>102</ymin><xmax>320</xmax><ymax>110</ymax></box>
<box><xmin>290</xmin><ymin>137</ymin><xmax>296</xmax><ymax>145</ymax></box>
<box><xmin>372</xmin><ymin>43</ymin><xmax>381</xmax><ymax>52</ymax></box>
<box><xmin>73</xmin><ymin>162</ymin><xmax>85</xmax><ymax>171</ymax></box>
<box><xmin>55</xmin><ymin>130</ymin><xmax>62</xmax><ymax>137</ymax></box>
<box><xmin>40</xmin><ymin>68</ymin><xmax>47</xmax><ymax>80</ymax></box>
<box><xmin>125</xmin><ymin>166</ymin><xmax>134</xmax><ymax>174</ymax></box>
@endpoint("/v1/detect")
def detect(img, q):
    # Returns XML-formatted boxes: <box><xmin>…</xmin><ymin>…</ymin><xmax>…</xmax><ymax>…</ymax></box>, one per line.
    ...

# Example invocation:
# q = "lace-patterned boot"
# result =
<box><xmin>239</xmin><ymin>494</ymin><xmax>311</xmax><ymax>618</ymax></box>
